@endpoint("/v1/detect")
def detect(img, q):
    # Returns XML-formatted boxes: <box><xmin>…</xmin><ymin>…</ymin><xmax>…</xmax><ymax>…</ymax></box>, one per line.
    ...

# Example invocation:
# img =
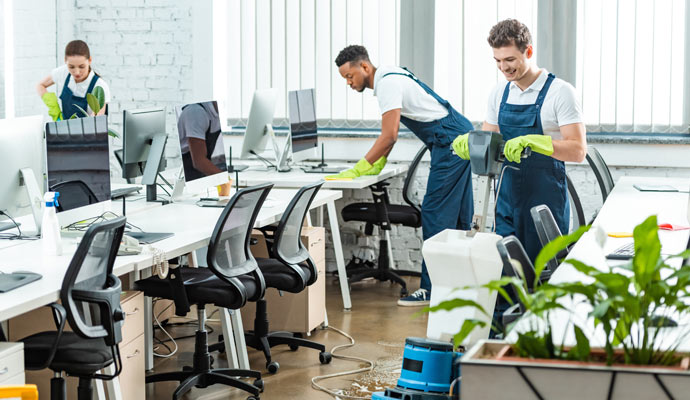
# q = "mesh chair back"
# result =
<box><xmin>61</xmin><ymin>216</ymin><xmax>126</xmax><ymax>346</ymax></box>
<box><xmin>50</xmin><ymin>180</ymin><xmax>99</xmax><ymax>212</ymax></box>
<box><xmin>402</xmin><ymin>145</ymin><xmax>428</xmax><ymax>212</ymax></box>
<box><xmin>273</xmin><ymin>181</ymin><xmax>324</xmax><ymax>286</ymax></box>
<box><xmin>207</xmin><ymin>183</ymin><xmax>273</xmax><ymax>300</ymax></box>
<box><xmin>531</xmin><ymin>204</ymin><xmax>567</xmax><ymax>271</ymax></box>
<box><xmin>566</xmin><ymin>173</ymin><xmax>586</xmax><ymax>230</ymax></box>
<box><xmin>586</xmin><ymin>146</ymin><xmax>614</xmax><ymax>202</ymax></box>
<box><xmin>496</xmin><ymin>236</ymin><xmax>539</xmax><ymax>313</ymax></box>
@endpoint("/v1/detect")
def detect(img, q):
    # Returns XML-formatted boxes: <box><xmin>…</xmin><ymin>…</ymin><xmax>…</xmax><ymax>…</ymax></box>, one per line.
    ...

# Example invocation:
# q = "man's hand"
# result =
<box><xmin>326</xmin><ymin>158</ymin><xmax>373</xmax><ymax>179</ymax></box>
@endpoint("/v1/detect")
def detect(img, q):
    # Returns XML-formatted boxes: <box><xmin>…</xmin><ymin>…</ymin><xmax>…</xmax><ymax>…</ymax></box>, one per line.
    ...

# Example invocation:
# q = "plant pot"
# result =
<box><xmin>461</xmin><ymin>339</ymin><xmax>690</xmax><ymax>400</ymax></box>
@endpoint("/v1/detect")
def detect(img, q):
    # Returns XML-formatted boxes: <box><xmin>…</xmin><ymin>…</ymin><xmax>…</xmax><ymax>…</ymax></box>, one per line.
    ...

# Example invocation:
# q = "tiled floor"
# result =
<box><xmin>146</xmin><ymin>276</ymin><xmax>428</xmax><ymax>399</ymax></box>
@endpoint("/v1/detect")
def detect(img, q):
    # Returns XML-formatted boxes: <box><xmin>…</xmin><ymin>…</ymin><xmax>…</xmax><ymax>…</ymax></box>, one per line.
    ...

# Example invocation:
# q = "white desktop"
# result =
<box><xmin>0</xmin><ymin>115</ymin><xmax>46</xmax><ymax>233</ymax></box>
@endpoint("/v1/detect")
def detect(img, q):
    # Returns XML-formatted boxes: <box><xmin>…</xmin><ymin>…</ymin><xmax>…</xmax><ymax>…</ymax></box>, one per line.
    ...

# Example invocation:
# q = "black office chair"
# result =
<box><xmin>566</xmin><ymin>173</ymin><xmax>586</xmax><ymax>230</ymax></box>
<box><xmin>135</xmin><ymin>184</ymin><xmax>273</xmax><ymax>400</ymax></box>
<box><xmin>20</xmin><ymin>217</ymin><xmax>127</xmax><ymax>400</ymax></box>
<box><xmin>531</xmin><ymin>204</ymin><xmax>572</xmax><ymax>273</ymax></box>
<box><xmin>496</xmin><ymin>235</ymin><xmax>542</xmax><ymax>327</ymax></box>
<box><xmin>50</xmin><ymin>180</ymin><xmax>99</xmax><ymax>212</ymax></box>
<box><xmin>586</xmin><ymin>146</ymin><xmax>614</xmax><ymax>203</ymax></box>
<box><xmin>341</xmin><ymin>145</ymin><xmax>427</xmax><ymax>296</ymax></box>
<box><xmin>243</xmin><ymin>182</ymin><xmax>332</xmax><ymax>373</ymax></box>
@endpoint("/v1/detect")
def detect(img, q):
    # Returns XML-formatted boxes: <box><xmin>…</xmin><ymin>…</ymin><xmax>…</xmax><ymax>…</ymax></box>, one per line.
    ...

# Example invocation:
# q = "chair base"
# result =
<box><xmin>146</xmin><ymin>329</ymin><xmax>262</xmax><ymax>399</ymax></box>
<box><xmin>244</xmin><ymin>331</ymin><xmax>331</xmax><ymax>374</ymax></box>
<box><xmin>347</xmin><ymin>238</ymin><xmax>421</xmax><ymax>296</ymax></box>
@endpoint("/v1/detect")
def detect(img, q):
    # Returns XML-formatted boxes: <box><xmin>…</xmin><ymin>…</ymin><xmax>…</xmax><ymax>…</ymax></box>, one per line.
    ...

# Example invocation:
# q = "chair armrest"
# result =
<box><xmin>168</xmin><ymin>268</ymin><xmax>192</xmax><ymax>317</ymax></box>
<box><xmin>70</xmin><ymin>277</ymin><xmax>125</xmax><ymax>346</ymax></box>
<box><xmin>26</xmin><ymin>303</ymin><xmax>67</xmax><ymax>370</ymax></box>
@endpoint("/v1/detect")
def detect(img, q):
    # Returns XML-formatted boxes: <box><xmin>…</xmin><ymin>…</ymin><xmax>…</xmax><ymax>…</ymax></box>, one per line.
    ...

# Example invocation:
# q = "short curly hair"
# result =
<box><xmin>335</xmin><ymin>45</ymin><xmax>370</xmax><ymax>67</ymax></box>
<box><xmin>487</xmin><ymin>19</ymin><xmax>532</xmax><ymax>52</ymax></box>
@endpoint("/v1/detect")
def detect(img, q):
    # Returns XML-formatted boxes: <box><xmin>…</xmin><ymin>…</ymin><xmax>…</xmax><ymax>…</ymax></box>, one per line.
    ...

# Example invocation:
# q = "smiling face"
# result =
<box><xmin>492</xmin><ymin>43</ymin><xmax>533</xmax><ymax>82</ymax></box>
<box><xmin>338</xmin><ymin>61</ymin><xmax>373</xmax><ymax>92</ymax></box>
<box><xmin>65</xmin><ymin>55</ymin><xmax>92</xmax><ymax>83</ymax></box>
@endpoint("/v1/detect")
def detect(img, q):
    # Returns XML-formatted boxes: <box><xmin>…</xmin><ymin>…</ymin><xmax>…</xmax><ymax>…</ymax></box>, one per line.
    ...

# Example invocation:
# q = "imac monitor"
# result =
<box><xmin>0</xmin><ymin>115</ymin><xmax>45</xmax><ymax>232</ymax></box>
<box><xmin>177</xmin><ymin>100</ymin><xmax>229</xmax><ymax>195</ymax></box>
<box><xmin>122</xmin><ymin>107</ymin><xmax>168</xmax><ymax>202</ymax></box>
<box><xmin>45</xmin><ymin>115</ymin><xmax>112</xmax><ymax>223</ymax></box>
<box><xmin>288</xmin><ymin>89</ymin><xmax>318</xmax><ymax>162</ymax></box>
<box><xmin>240</xmin><ymin>89</ymin><xmax>277</xmax><ymax>159</ymax></box>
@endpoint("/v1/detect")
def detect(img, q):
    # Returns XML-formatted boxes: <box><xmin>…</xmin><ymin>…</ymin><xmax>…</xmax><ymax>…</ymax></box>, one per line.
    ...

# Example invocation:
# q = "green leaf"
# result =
<box><xmin>69</xmin><ymin>113</ymin><xmax>78</xmax><ymax>119</ymax></box>
<box><xmin>86</xmin><ymin>93</ymin><xmax>101</xmax><ymax>115</ymax></box>
<box><xmin>567</xmin><ymin>325</ymin><xmax>590</xmax><ymax>361</ymax></box>
<box><xmin>73</xmin><ymin>104</ymin><xmax>89</xmax><ymax>117</ymax></box>
<box><xmin>632</xmin><ymin>215</ymin><xmax>661</xmax><ymax>288</ymax></box>
<box><xmin>515</xmin><ymin>332</ymin><xmax>551</xmax><ymax>359</ymax></box>
<box><xmin>534</xmin><ymin>225</ymin><xmax>590</xmax><ymax>285</ymax></box>
<box><xmin>92</xmin><ymin>86</ymin><xmax>105</xmax><ymax>107</ymax></box>
<box><xmin>453</xmin><ymin>319</ymin><xmax>486</xmax><ymax>349</ymax></box>
<box><xmin>420</xmin><ymin>298</ymin><xmax>488</xmax><ymax>318</ymax></box>
<box><xmin>108</xmin><ymin>129</ymin><xmax>119</xmax><ymax>138</ymax></box>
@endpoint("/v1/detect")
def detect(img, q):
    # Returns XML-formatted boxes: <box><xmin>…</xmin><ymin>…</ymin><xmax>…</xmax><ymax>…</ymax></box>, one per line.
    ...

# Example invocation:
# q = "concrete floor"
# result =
<box><xmin>146</xmin><ymin>276</ymin><xmax>428</xmax><ymax>399</ymax></box>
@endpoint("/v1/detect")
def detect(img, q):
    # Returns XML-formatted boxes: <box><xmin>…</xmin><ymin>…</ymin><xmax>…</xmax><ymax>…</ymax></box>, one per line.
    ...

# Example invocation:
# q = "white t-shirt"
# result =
<box><xmin>51</xmin><ymin>65</ymin><xmax>111</xmax><ymax>115</ymax></box>
<box><xmin>373</xmin><ymin>66</ymin><xmax>448</xmax><ymax>122</ymax></box>
<box><xmin>485</xmin><ymin>69</ymin><xmax>583</xmax><ymax>140</ymax></box>
<box><xmin>177</xmin><ymin>102</ymin><xmax>221</xmax><ymax>154</ymax></box>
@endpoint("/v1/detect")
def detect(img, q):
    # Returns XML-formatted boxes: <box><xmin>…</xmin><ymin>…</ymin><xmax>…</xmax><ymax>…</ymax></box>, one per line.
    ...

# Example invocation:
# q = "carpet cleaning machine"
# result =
<box><xmin>373</xmin><ymin>131</ymin><xmax>530</xmax><ymax>400</ymax></box>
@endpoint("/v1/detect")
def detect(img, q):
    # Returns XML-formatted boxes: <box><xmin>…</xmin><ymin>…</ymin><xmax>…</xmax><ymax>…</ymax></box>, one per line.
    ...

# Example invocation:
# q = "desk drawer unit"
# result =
<box><xmin>0</xmin><ymin>342</ymin><xmax>24</xmax><ymax>385</ymax></box>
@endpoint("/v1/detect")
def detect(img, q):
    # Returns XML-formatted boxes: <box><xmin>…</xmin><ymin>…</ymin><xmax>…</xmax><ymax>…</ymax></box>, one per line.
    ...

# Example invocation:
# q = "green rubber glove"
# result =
<box><xmin>503</xmin><ymin>134</ymin><xmax>554</xmax><ymax>163</ymax></box>
<box><xmin>451</xmin><ymin>133</ymin><xmax>470</xmax><ymax>160</ymax></box>
<box><xmin>325</xmin><ymin>158</ymin><xmax>373</xmax><ymax>179</ymax></box>
<box><xmin>42</xmin><ymin>92</ymin><xmax>62</xmax><ymax>121</ymax></box>
<box><xmin>362</xmin><ymin>156</ymin><xmax>387</xmax><ymax>175</ymax></box>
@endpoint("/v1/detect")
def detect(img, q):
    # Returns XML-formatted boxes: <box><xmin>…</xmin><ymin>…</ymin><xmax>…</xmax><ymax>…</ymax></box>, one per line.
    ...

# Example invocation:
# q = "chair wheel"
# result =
<box><xmin>267</xmin><ymin>361</ymin><xmax>279</xmax><ymax>374</ymax></box>
<box><xmin>319</xmin><ymin>351</ymin><xmax>332</xmax><ymax>364</ymax></box>
<box><xmin>400</xmin><ymin>288</ymin><xmax>409</xmax><ymax>297</ymax></box>
<box><xmin>247</xmin><ymin>396</ymin><xmax>260</xmax><ymax>400</ymax></box>
<box><xmin>289</xmin><ymin>344</ymin><xmax>299</xmax><ymax>351</ymax></box>
<box><xmin>253</xmin><ymin>378</ymin><xmax>264</xmax><ymax>392</ymax></box>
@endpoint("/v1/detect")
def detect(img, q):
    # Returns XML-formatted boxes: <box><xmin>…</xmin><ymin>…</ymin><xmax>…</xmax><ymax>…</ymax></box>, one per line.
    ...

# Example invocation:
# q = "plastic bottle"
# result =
<box><xmin>41</xmin><ymin>192</ymin><xmax>62</xmax><ymax>256</ymax></box>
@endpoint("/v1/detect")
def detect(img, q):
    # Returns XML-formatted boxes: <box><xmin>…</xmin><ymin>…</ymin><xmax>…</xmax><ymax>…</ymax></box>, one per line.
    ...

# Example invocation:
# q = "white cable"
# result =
<box><xmin>311</xmin><ymin>326</ymin><xmax>375</xmax><ymax>400</ymax></box>
<box><xmin>152</xmin><ymin>299</ymin><xmax>178</xmax><ymax>358</ymax></box>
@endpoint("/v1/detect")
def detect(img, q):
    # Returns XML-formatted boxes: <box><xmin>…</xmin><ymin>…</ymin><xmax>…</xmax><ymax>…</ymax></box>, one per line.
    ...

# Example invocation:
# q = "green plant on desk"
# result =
<box><xmin>428</xmin><ymin>214</ymin><xmax>690</xmax><ymax>367</ymax></box>
<box><xmin>71</xmin><ymin>86</ymin><xmax>119</xmax><ymax>138</ymax></box>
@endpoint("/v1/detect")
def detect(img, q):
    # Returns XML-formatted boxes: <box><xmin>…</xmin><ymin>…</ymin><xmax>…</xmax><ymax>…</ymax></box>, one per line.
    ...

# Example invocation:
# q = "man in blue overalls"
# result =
<box><xmin>454</xmin><ymin>19</ymin><xmax>586</xmax><ymax>264</ymax></box>
<box><xmin>330</xmin><ymin>45</ymin><xmax>474</xmax><ymax>306</ymax></box>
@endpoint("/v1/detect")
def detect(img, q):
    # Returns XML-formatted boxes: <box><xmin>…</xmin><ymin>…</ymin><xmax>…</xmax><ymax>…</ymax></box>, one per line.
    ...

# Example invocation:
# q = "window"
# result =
<box><xmin>576</xmin><ymin>0</ymin><xmax>688</xmax><ymax>134</ymax></box>
<box><xmin>213</xmin><ymin>0</ymin><xmax>401</xmax><ymax>128</ymax></box>
<box><xmin>434</xmin><ymin>0</ymin><xmax>539</xmax><ymax>122</ymax></box>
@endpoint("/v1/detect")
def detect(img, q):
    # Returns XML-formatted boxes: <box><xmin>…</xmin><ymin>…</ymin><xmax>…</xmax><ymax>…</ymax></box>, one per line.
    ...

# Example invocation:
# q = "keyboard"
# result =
<box><xmin>111</xmin><ymin>186</ymin><xmax>142</xmax><ymax>199</ymax></box>
<box><xmin>606</xmin><ymin>242</ymin><xmax>635</xmax><ymax>260</ymax></box>
<box><xmin>126</xmin><ymin>231</ymin><xmax>174</xmax><ymax>244</ymax></box>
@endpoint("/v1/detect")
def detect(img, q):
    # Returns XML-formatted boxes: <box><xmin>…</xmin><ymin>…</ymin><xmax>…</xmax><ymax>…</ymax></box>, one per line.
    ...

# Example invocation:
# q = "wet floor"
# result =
<box><xmin>146</xmin><ymin>276</ymin><xmax>428</xmax><ymax>399</ymax></box>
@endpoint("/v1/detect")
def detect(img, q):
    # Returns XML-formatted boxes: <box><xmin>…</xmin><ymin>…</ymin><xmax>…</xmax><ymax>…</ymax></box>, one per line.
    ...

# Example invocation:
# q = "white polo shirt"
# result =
<box><xmin>485</xmin><ymin>69</ymin><xmax>583</xmax><ymax>140</ymax></box>
<box><xmin>373</xmin><ymin>66</ymin><xmax>448</xmax><ymax>122</ymax></box>
<box><xmin>51</xmin><ymin>65</ymin><xmax>111</xmax><ymax>115</ymax></box>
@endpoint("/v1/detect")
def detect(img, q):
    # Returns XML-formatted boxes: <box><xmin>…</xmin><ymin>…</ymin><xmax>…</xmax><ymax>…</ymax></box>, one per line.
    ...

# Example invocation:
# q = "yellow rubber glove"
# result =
<box><xmin>325</xmin><ymin>158</ymin><xmax>373</xmax><ymax>179</ymax></box>
<box><xmin>451</xmin><ymin>133</ymin><xmax>470</xmax><ymax>160</ymax></box>
<box><xmin>362</xmin><ymin>156</ymin><xmax>387</xmax><ymax>176</ymax></box>
<box><xmin>42</xmin><ymin>92</ymin><xmax>62</xmax><ymax>121</ymax></box>
<box><xmin>503</xmin><ymin>134</ymin><xmax>554</xmax><ymax>163</ymax></box>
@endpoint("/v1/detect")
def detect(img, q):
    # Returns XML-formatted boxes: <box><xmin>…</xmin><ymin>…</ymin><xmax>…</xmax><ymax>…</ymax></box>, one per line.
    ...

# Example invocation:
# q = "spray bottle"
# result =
<box><xmin>41</xmin><ymin>192</ymin><xmax>62</xmax><ymax>256</ymax></box>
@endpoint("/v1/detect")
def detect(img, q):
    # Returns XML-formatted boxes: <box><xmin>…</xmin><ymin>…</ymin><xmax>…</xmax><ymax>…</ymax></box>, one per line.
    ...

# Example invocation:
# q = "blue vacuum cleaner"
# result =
<box><xmin>372</xmin><ymin>337</ymin><xmax>461</xmax><ymax>400</ymax></box>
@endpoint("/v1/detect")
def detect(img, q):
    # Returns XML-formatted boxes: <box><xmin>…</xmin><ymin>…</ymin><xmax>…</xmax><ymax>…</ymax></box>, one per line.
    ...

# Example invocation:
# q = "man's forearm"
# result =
<box><xmin>364</xmin><ymin>135</ymin><xmax>396</xmax><ymax>164</ymax></box>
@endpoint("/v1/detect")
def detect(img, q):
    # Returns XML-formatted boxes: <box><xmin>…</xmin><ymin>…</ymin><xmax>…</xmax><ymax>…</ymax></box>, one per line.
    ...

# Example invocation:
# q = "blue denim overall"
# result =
<box><xmin>382</xmin><ymin>70</ymin><xmax>474</xmax><ymax>292</ymax></box>
<box><xmin>59</xmin><ymin>72</ymin><xmax>100</xmax><ymax>119</ymax></box>
<box><xmin>495</xmin><ymin>73</ymin><xmax>570</xmax><ymax>262</ymax></box>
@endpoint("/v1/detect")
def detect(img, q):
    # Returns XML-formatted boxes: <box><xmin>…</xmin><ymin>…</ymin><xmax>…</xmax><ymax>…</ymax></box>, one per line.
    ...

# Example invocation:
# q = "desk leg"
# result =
<box><xmin>326</xmin><ymin>200</ymin><xmax>352</xmax><ymax>310</ymax></box>
<box><xmin>144</xmin><ymin>295</ymin><xmax>154</xmax><ymax>371</ymax></box>
<box><xmin>103</xmin><ymin>364</ymin><xmax>122</xmax><ymax>400</ymax></box>
<box><xmin>385</xmin><ymin>230</ymin><xmax>395</xmax><ymax>270</ymax></box>
<box><xmin>230</xmin><ymin>309</ymin><xmax>250</xmax><ymax>369</ymax></box>
<box><xmin>219</xmin><ymin>308</ymin><xmax>240</xmax><ymax>368</ymax></box>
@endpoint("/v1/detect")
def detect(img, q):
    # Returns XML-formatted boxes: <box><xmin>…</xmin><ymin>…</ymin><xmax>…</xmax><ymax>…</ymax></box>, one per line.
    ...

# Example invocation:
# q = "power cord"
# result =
<box><xmin>249</xmin><ymin>150</ymin><xmax>276</xmax><ymax>169</ymax></box>
<box><xmin>0</xmin><ymin>210</ymin><xmax>38</xmax><ymax>240</ymax></box>
<box><xmin>62</xmin><ymin>211</ymin><xmax>144</xmax><ymax>233</ymax></box>
<box><xmin>311</xmin><ymin>326</ymin><xmax>374</xmax><ymax>400</ymax></box>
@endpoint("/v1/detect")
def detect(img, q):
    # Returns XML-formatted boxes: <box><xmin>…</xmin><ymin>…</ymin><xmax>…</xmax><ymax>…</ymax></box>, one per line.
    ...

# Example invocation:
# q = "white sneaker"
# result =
<box><xmin>397</xmin><ymin>288</ymin><xmax>430</xmax><ymax>307</ymax></box>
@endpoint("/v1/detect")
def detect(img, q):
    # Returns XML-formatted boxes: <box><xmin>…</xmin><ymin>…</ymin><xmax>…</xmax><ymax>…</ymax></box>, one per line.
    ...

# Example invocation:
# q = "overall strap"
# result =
<box><xmin>381</xmin><ymin>70</ymin><xmax>450</xmax><ymax>110</ymax></box>
<box><xmin>85</xmin><ymin>73</ymin><xmax>100</xmax><ymax>94</ymax></box>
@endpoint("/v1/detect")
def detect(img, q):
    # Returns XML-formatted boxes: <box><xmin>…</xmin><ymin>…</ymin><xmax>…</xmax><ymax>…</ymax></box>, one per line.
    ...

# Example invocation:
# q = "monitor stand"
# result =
<box><xmin>19</xmin><ymin>168</ymin><xmax>44</xmax><ymax>235</ymax></box>
<box><xmin>141</xmin><ymin>134</ymin><xmax>170</xmax><ymax>205</ymax></box>
<box><xmin>267</xmin><ymin>124</ymin><xmax>291</xmax><ymax>172</ymax></box>
<box><xmin>0</xmin><ymin>221</ymin><xmax>20</xmax><ymax>233</ymax></box>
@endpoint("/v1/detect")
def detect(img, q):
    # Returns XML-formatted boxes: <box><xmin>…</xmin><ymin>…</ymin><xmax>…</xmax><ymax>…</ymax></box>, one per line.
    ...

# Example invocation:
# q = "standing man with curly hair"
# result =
<box><xmin>332</xmin><ymin>45</ymin><xmax>474</xmax><ymax>306</ymax></box>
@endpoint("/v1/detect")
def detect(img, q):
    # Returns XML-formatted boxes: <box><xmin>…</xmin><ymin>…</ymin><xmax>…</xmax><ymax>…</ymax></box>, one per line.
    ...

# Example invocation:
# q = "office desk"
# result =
<box><xmin>509</xmin><ymin>176</ymin><xmax>690</xmax><ymax>348</ymax></box>
<box><xmin>0</xmin><ymin>188</ymin><xmax>342</xmax><ymax>399</ymax></box>
<box><xmin>236</xmin><ymin>163</ymin><xmax>409</xmax><ymax>311</ymax></box>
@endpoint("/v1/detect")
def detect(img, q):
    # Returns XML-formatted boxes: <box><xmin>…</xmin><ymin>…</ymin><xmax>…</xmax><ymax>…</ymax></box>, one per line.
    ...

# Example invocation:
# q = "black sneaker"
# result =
<box><xmin>397</xmin><ymin>288</ymin><xmax>430</xmax><ymax>307</ymax></box>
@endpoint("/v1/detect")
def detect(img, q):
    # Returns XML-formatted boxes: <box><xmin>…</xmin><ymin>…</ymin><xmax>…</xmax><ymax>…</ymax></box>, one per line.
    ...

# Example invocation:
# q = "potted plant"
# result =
<box><xmin>427</xmin><ymin>215</ymin><xmax>690</xmax><ymax>399</ymax></box>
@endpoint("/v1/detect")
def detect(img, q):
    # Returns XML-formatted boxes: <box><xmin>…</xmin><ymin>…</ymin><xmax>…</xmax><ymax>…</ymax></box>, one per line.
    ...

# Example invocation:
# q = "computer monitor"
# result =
<box><xmin>288</xmin><ymin>88</ymin><xmax>318</xmax><ymax>162</ymax></box>
<box><xmin>176</xmin><ymin>100</ymin><xmax>229</xmax><ymax>195</ymax></box>
<box><xmin>240</xmin><ymin>88</ymin><xmax>278</xmax><ymax>159</ymax></box>
<box><xmin>0</xmin><ymin>115</ymin><xmax>45</xmax><ymax>232</ymax></box>
<box><xmin>45</xmin><ymin>115</ymin><xmax>112</xmax><ymax>226</ymax></box>
<box><xmin>122</xmin><ymin>107</ymin><xmax>168</xmax><ymax>203</ymax></box>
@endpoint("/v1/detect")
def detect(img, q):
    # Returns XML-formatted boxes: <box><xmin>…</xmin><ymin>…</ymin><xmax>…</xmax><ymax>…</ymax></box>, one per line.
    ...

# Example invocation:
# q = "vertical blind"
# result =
<box><xmin>433</xmin><ymin>0</ymin><xmax>539</xmax><ymax>123</ymax></box>
<box><xmin>576</xmin><ymin>0</ymin><xmax>688</xmax><ymax>133</ymax></box>
<box><xmin>213</xmin><ymin>0</ymin><xmax>401</xmax><ymax>128</ymax></box>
